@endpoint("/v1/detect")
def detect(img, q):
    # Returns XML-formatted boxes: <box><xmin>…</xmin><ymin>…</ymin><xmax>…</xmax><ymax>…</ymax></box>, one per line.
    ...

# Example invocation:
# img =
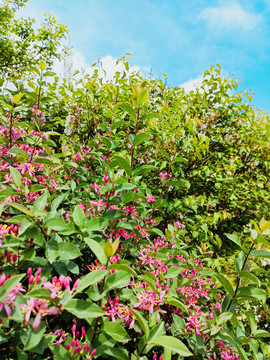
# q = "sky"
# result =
<box><xmin>19</xmin><ymin>0</ymin><xmax>270</xmax><ymax>113</ymax></box>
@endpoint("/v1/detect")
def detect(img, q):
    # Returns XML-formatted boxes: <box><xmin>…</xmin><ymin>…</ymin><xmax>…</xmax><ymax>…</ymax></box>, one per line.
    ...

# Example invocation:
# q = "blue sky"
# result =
<box><xmin>21</xmin><ymin>0</ymin><xmax>270</xmax><ymax>113</ymax></box>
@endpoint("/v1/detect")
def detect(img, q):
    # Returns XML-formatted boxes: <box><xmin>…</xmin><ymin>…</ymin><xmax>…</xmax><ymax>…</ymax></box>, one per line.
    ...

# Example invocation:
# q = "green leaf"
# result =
<box><xmin>164</xmin><ymin>267</ymin><xmax>181</xmax><ymax>278</ymax></box>
<box><xmin>148</xmin><ymin>323</ymin><xmax>165</xmax><ymax>345</ymax></box>
<box><xmin>33</xmin><ymin>192</ymin><xmax>48</xmax><ymax>213</ymax></box>
<box><xmin>99</xmin><ymin>135</ymin><xmax>112</xmax><ymax>149</ymax></box>
<box><xmin>253</xmin><ymin>330</ymin><xmax>270</xmax><ymax>338</ymax></box>
<box><xmin>130</xmin><ymin>309</ymin><xmax>149</xmax><ymax>338</ymax></box>
<box><xmin>215</xmin><ymin>273</ymin><xmax>235</xmax><ymax>297</ymax></box>
<box><xmin>104</xmin><ymin>241</ymin><xmax>113</xmax><ymax>258</ymax></box>
<box><xmin>102</xmin><ymin>321</ymin><xmax>131</xmax><ymax>342</ymax></box>
<box><xmin>58</xmin><ymin>243</ymin><xmax>81</xmax><ymax>260</ymax></box>
<box><xmin>165</xmin><ymin>297</ymin><xmax>187</xmax><ymax>313</ymax></box>
<box><xmin>236</xmin><ymin>251</ymin><xmax>246</xmax><ymax>272</ymax></box>
<box><xmin>0</xmin><ymin>274</ymin><xmax>24</xmax><ymax>303</ymax></box>
<box><xmin>45</xmin><ymin>239</ymin><xmax>59</xmax><ymax>263</ymax></box>
<box><xmin>236</xmin><ymin>287</ymin><xmax>266</xmax><ymax>301</ymax></box>
<box><xmin>18</xmin><ymin>218</ymin><xmax>33</xmax><ymax>236</ymax></box>
<box><xmin>64</xmin><ymin>299</ymin><xmax>104</xmax><ymax>318</ymax></box>
<box><xmin>43</xmin><ymin>71</ymin><xmax>56</xmax><ymax>77</ymax></box>
<box><xmin>132</xmin><ymin>165</ymin><xmax>156</xmax><ymax>176</ymax></box>
<box><xmin>8</xmin><ymin>147</ymin><xmax>28</xmax><ymax>158</ymax></box>
<box><xmin>225</xmin><ymin>233</ymin><xmax>246</xmax><ymax>252</ymax></box>
<box><xmin>250</xmin><ymin>249</ymin><xmax>270</xmax><ymax>258</ymax></box>
<box><xmin>122</xmin><ymin>191</ymin><xmax>142</xmax><ymax>204</ymax></box>
<box><xmin>108</xmin><ymin>264</ymin><xmax>137</xmax><ymax>277</ymax></box>
<box><xmin>75</xmin><ymin>270</ymin><xmax>108</xmax><ymax>293</ymax></box>
<box><xmin>24</xmin><ymin>321</ymin><xmax>46</xmax><ymax>351</ymax></box>
<box><xmin>114</xmin><ymin>183</ymin><xmax>135</xmax><ymax>195</ymax></box>
<box><xmin>118</xmin><ymin>103</ymin><xmax>136</xmax><ymax>119</ymax></box>
<box><xmin>104</xmin><ymin>271</ymin><xmax>130</xmax><ymax>292</ymax></box>
<box><xmin>217</xmin><ymin>312</ymin><xmax>233</xmax><ymax>325</ymax></box>
<box><xmin>73</xmin><ymin>205</ymin><xmax>85</xmax><ymax>227</ymax></box>
<box><xmin>150</xmin><ymin>335</ymin><xmax>193</xmax><ymax>357</ymax></box>
<box><xmin>103</xmin><ymin>347</ymin><xmax>129</xmax><ymax>360</ymax></box>
<box><xmin>9</xmin><ymin>166</ymin><xmax>22</xmax><ymax>187</ymax></box>
<box><xmin>83</xmin><ymin>216</ymin><xmax>109</xmax><ymax>231</ymax></box>
<box><xmin>26</xmin><ymin>288</ymin><xmax>51</xmax><ymax>300</ymax></box>
<box><xmin>13</xmin><ymin>93</ymin><xmax>24</xmax><ymax>104</ymax></box>
<box><xmin>39</xmin><ymin>60</ymin><xmax>46</xmax><ymax>71</ymax></box>
<box><xmin>104</xmin><ymin>209</ymin><xmax>123</xmax><ymax>220</ymax></box>
<box><xmin>149</xmin><ymin>228</ymin><xmax>164</xmax><ymax>237</ymax></box>
<box><xmin>114</xmin><ymin>156</ymin><xmax>132</xmax><ymax>176</ymax></box>
<box><xmin>138</xmin><ymin>275</ymin><xmax>158</xmax><ymax>293</ymax></box>
<box><xmin>239</xmin><ymin>271</ymin><xmax>260</xmax><ymax>286</ymax></box>
<box><xmin>84</xmin><ymin>238</ymin><xmax>107</xmax><ymax>265</ymax></box>
<box><xmin>33</xmin><ymin>157</ymin><xmax>55</xmax><ymax>166</ymax></box>
<box><xmin>133</xmin><ymin>133</ymin><xmax>149</xmax><ymax>146</ymax></box>
<box><xmin>137</xmin><ymin>90</ymin><xmax>148</xmax><ymax>106</ymax></box>
<box><xmin>45</xmin><ymin>218</ymin><xmax>68</xmax><ymax>231</ymax></box>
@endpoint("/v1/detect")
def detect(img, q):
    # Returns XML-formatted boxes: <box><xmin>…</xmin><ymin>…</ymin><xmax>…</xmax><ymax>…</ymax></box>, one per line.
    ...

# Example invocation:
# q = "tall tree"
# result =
<box><xmin>0</xmin><ymin>0</ymin><xmax>68</xmax><ymax>78</ymax></box>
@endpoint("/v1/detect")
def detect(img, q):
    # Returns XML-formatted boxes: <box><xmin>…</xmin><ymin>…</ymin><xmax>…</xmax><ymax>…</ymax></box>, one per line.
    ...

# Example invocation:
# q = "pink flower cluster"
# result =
<box><xmin>104</xmin><ymin>296</ymin><xmax>135</xmax><ymax>329</ymax></box>
<box><xmin>43</xmin><ymin>275</ymin><xmax>80</xmax><ymax>299</ymax></box>
<box><xmin>20</xmin><ymin>297</ymin><xmax>58</xmax><ymax>329</ymax></box>
<box><xmin>65</xmin><ymin>324</ymin><xmax>96</xmax><ymax>359</ymax></box>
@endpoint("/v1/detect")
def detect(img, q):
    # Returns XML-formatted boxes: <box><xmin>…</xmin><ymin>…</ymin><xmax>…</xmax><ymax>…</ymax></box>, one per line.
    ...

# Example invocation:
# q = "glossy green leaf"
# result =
<box><xmin>137</xmin><ymin>90</ymin><xmax>148</xmax><ymax>106</ymax></box>
<box><xmin>64</xmin><ymin>299</ymin><xmax>104</xmax><ymax>318</ymax></box>
<box><xmin>24</xmin><ymin>321</ymin><xmax>46</xmax><ymax>351</ymax></box>
<box><xmin>108</xmin><ymin>264</ymin><xmax>137</xmax><ymax>276</ymax></box>
<box><xmin>45</xmin><ymin>218</ymin><xmax>68</xmax><ymax>231</ymax></box>
<box><xmin>114</xmin><ymin>156</ymin><xmax>132</xmax><ymax>176</ymax></box>
<box><xmin>13</xmin><ymin>93</ymin><xmax>24</xmax><ymax>104</ymax></box>
<box><xmin>73</xmin><ymin>205</ymin><xmax>85</xmax><ymax>227</ymax></box>
<box><xmin>76</xmin><ymin>270</ymin><xmax>108</xmax><ymax>293</ymax></box>
<box><xmin>58</xmin><ymin>242</ymin><xmax>81</xmax><ymax>260</ymax></box>
<box><xmin>236</xmin><ymin>287</ymin><xmax>266</xmax><ymax>301</ymax></box>
<box><xmin>215</xmin><ymin>273</ymin><xmax>234</xmax><ymax>297</ymax></box>
<box><xmin>133</xmin><ymin>133</ymin><xmax>149</xmax><ymax>146</ymax></box>
<box><xmin>130</xmin><ymin>309</ymin><xmax>149</xmax><ymax>338</ymax></box>
<box><xmin>151</xmin><ymin>336</ymin><xmax>193</xmax><ymax>357</ymax></box>
<box><xmin>9</xmin><ymin>166</ymin><xmax>22</xmax><ymax>187</ymax></box>
<box><xmin>102</xmin><ymin>321</ymin><xmax>131</xmax><ymax>342</ymax></box>
<box><xmin>84</xmin><ymin>238</ymin><xmax>107</xmax><ymax>265</ymax></box>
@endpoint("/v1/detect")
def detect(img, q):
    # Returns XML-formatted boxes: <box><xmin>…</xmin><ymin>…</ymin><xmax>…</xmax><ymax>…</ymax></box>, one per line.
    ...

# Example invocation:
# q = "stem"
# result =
<box><xmin>91</xmin><ymin>259</ymin><xmax>109</xmax><ymax>343</ymax></box>
<box><xmin>9</xmin><ymin>109</ymin><xmax>14</xmax><ymax>149</ymax></box>
<box><xmin>107</xmin><ymin>116</ymin><xmax>114</xmax><ymax>166</ymax></box>
<box><xmin>33</xmin><ymin>218</ymin><xmax>48</xmax><ymax>242</ymax></box>
<box><xmin>37</xmin><ymin>71</ymin><xmax>43</xmax><ymax>110</ymax></box>
<box><xmin>130</xmin><ymin>106</ymin><xmax>140</xmax><ymax>172</ymax></box>
<box><xmin>226</xmin><ymin>242</ymin><xmax>255</xmax><ymax>311</ymax></box>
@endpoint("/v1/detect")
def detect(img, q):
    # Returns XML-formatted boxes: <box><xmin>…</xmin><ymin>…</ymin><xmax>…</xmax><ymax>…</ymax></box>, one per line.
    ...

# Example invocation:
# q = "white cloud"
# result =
<box><xmin>180</xmin><ymin>74</ymin><xmax>204</xmax><ymax>92</ymax></box>
<box><xmin>199</xmin><ymin>2</ymin><xmax>261</xmax><ymax>30</ymax></box>
<box><xmin>53</xmin><ymin>50</ymin><xmax>141</xmax><ymax>81</ymax></box>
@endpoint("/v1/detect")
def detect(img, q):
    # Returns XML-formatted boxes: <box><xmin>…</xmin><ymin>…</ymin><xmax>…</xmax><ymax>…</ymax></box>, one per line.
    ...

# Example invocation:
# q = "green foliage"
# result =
<box><xmin>0</xmin><ymin>16</ymin><xmax>269</xmax><ymax>358</ymax></box>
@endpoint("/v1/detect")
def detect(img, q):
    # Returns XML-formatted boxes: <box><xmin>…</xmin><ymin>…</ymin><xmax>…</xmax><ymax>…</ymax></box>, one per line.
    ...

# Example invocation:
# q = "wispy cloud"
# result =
<box><xmin>54</xmin><ymin>49</ymin><xmax>141</xmax><ymax>81</ymax></box>
<box><xmin>199</xmin><ymin>2</ymin><xmax>261</xmax><ymax>30</ymax></box>
<box><xmin>180</xmin><ymin>74</ymin><xmax>204</xmax><ymax>92</ymax></box>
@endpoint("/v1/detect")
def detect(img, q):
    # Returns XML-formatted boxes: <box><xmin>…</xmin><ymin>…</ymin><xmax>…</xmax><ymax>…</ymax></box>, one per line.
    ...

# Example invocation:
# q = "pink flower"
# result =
<box><xmin>159</xmin><ymin>172</ymin><xmax>168</xmax><ymax>178</ymax></box>
<box><xmin>146</xmin><ymin>194</ymin><xmax>155</xmax><ymax>203</ymax></box>
<box><xmin>43</xmin><ymin>277</ymin><xmax>63</xmax><ymax>299</ymax></box>
<box><xmin>20</xmin><ymin>297</ymin><xmax>58</xmax><ymax>329</ymax></box>
<box><xmin>90</xmin><ymin>199</ymin><xmax>107</xmax><ymax>212</ymax></box>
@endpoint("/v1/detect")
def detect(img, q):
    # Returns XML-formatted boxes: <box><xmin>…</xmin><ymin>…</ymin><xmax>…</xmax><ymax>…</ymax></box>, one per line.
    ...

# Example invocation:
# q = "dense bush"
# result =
<box><xmin>0</xmin><ymin>58</ymin><xmax>269</xmax><ymax>360</ymax></box>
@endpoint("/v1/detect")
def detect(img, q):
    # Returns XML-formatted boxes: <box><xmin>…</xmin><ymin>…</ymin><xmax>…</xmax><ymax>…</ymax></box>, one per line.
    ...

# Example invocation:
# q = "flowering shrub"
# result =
<box><xmin>0</xmin><ymin>60</ymin><xmax>269</xmax><ymax>359</ymax></box>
